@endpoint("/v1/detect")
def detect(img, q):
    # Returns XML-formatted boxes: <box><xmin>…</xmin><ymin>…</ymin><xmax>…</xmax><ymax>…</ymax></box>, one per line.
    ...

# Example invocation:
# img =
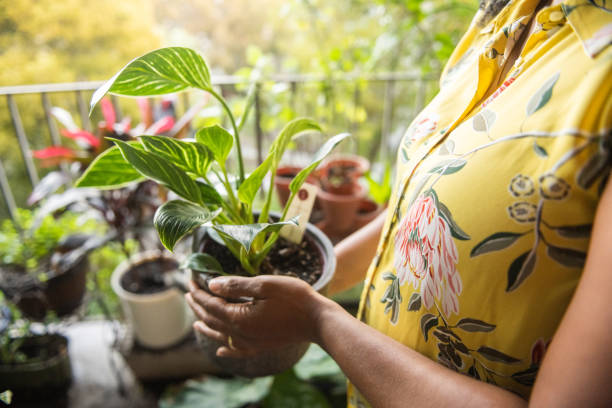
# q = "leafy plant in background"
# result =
<box><xmin>77</xmin><ymin>47</ymin><xmax>350</xmax><ymax>275</ymax></box>
<box><xmin>0</xmin><ymin>208</ymin><xmax>101</xmax><ymax>273</ymax></box>
<box><xmin>364</xmin><ymin>162</ymin><xmax>392</xmax><ymax>205</ymax></box>
<box><xmin>160</xmin><ymin>344</ymin><xmax>346</xmax><ymax>408</ymax></box>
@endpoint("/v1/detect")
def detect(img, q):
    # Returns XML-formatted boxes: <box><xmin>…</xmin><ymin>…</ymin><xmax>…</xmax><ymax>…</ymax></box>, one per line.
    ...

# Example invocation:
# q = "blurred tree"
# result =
<box><xmin>0</xmin><ymin>0</ymin><xmax>160</xmax><ymax>217</ymax></box>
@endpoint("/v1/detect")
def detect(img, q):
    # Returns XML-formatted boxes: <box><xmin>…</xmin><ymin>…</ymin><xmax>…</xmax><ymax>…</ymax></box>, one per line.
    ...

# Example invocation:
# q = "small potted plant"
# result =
<box><xmin>0</xmin><ymin>208</ymin><xmax>106</xmax><ymax>320</ymax></box>
<box><xmin>76</xmin><ymin>47</ymin><xmax>350</xmax><ymax>376</ymax></box>
<box><xmin>0</xmin><ymin>301</ymin><xmax>72</xmax><ymax>404</ymax></box>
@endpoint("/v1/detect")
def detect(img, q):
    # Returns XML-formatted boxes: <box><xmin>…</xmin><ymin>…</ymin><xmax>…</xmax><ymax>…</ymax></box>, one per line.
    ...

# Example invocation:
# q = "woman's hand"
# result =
<box><xmin>185</xmin><ymin>275</ymin><xmax>335</xmax><ymax>358</ymax></box>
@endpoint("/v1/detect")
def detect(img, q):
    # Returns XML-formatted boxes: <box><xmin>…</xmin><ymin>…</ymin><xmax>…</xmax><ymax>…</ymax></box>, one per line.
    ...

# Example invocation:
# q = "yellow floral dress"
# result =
<box><xmin>348</xmin><ymin>0</ymin><xmax>612</xmax><ymax>405</ymax></box>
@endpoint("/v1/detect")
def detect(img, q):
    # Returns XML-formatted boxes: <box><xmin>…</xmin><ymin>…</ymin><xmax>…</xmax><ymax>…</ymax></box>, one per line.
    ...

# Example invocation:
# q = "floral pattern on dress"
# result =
<box><xmin>393</xmin><ymin>191</ymin><xmax>462</xmax><ymax>317</ymax></box>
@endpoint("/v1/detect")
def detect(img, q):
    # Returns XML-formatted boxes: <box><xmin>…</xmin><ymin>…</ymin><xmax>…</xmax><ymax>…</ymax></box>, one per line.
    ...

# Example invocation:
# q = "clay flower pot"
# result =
<box><xmin>274</xmin><ymin>165</ymin><xmax>319</xmax><ymax>207</ymax></box>
<box><xmin>317</xmin><ymin>183</ymin><xmax>366</xmax><ymax>235</ymax></box>
<box><xmin>0</xmin><ymin>334</ymin><xmax>72</xmax><ymax>403</ymax></box>
<box><xmin>111</xmin><ymin>251</ymin><xmax>194</xmax><ymax>349</ymax></box>
<box><xmin>192</xmin><ymin>220</ymin><xmax>336</xmax><ymax>378</ymax></box>
<box><xmin>353</xmin><ymin>198</ymin><xmax>384</xmax><ymax>231</ymax></box>
<box><xmin>319</xmin><ymin>154</ymin><xmax>370</xmax><ymax>195</ymax></box>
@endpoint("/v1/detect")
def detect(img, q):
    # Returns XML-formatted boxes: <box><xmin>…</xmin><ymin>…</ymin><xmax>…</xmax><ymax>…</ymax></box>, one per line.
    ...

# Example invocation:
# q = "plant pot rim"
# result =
<box><xmin>317</xmin><ymin>182</ymin><xmax>366</xmax><ymax>202</ymax></box>
<box><xmin>111</xmin><ymin>250</ymin><xmax>182</xmax><ymax>302</ymax></box>
<box><xmin>321</xmin><ymin>153</ymin><xmax>370</xmax><ymax>172</ymax></box>
<box><xmin>0</xmin><ymin>333</ymin><xmax>69</xmax><ymax>372</ymax></box>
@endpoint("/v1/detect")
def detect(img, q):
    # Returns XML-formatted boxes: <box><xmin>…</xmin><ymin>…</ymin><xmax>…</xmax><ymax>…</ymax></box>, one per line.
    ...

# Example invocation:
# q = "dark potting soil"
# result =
<box><xmin>121</xmin><ymin>258</ymin><xmax>178</xmax><ymax>294</ymax></box>
<box><xmin>203</xmin><ymin>236</ymin><xmax>323</xmax><ymax>285</ymax></box>
<box><xmin>325</xmin><ymin>164</ymin><xmax>357</xmax><ymax>188</ymax></box>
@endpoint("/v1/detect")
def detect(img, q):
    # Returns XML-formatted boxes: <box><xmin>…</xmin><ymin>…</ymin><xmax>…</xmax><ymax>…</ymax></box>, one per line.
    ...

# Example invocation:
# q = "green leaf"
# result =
<box><xmin>476</xmin><ymin>346</ymin><xmax>521</xmax><ymax>364</ymax></box>
<box><xmin>436</xmin><ymin>200</ymin><xmax>470</xmax><ymax>240</ymax></box>
<box><xmin>289</xmin><ymin>133</ymin><xmax>351</xmax><ymax>194</ymax></box>
<box><xmin>181</xmin><ymin>253</ymin><xmax>225</xmax><ymax>275</ymax></box>
<box><xmin>547</xmin><ymin>245</ymin><xmax>586</xmax><ymax>268</ymax></box>
<box><xmin>533</xmin><ymin>141</ymin><xmax>548</xmax><ymax>158</ymax></box>
<box><xmin>139</xmin><ymin>135</ymin><xmax>211</xmax><ymax>178</ymax></box>
<box><xmin>159</xmin><ymin>376</ymin><xmax>272</xmax><ymax>408</ymax></box>
<box><xmin>75</xmin><ymin>143</ymin><xmax>144</xmax><ymax>188</ymax></box>
<box><xmin>420</xmin><ymin>313</ymin><xmax>438</xmax><ymax>342</ymax></box>
<box><xmin>263</xmin><ymin>370</ymin><xmax>330</xmax><ymax>408</ymax></box>
<box><xmin>154</xmin><ymin>200</ymin><xmax>221</xmax><ymax>251</ymax></box>
<box><xmin>470</xmin><ymin>232</ymin><xmax>522</xmax><ymax>257</ymax></box>
<box><xmin>294</xmin><ymin>344</ymin><xmax>344</xmax><ymax>381</ymax></box>
<box><xmin>196</xmin><ymin>181</ymin><xmax>223</xmax><ymax>206</ymax></box>
<box><xmin>195</xmin><ymin>125</ymin><xmax>233</xmax><ymax>166</ymax></box>
<box><xmin>91</xmin><ymin>47</ymin><xmax>212</xmax><ymax>113</ymax></box>
<box><xmin>428</xmin><ymin>159</ymin><xmax>467</xmax><ymax>175</ymax></box>
<box><xmin>554</xmin><ymin>224</ymin><xmax>592</xmax><ymax>239</ymax></box>
<box><xmin>111</xmin><ymin>138</ymin><xmax>203</xmax><ymax>205</ymax></box>
<box><xmin>238</xmin><ymin>118</ymin><xmax>322</xmax><ymax>205</ymax></box>
<box><xmin>212</xmin><ymin>217</ymin><xmax>298</xmax><ymax>254</ymax></box>
<box><xmin>455</xmin><ymin>318</ymin><xmax>496</xmax><ymax>332</ymax></box>
<box><xmin>238</xmin><ymin>155</ymin><xmax>273</xmax><ymax>205</ymax></box>
<box><xmin>526</xmin><ymin>71</ymin><xmax>560</xmax><ymax>116</ymax></box>
<box><xmin>506</xmin><ymin>250</ymin><xmax>537</xmax><ymax>292</ymax></box>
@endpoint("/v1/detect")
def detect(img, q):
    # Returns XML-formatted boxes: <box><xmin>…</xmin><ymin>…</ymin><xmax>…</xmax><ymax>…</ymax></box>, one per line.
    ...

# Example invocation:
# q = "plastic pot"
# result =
<box><xmin>0</xmin><ymin>333</ymin><xmax>72</xmax><ymax>403</ymax></box>
<box><xmin>319</xmin><ymin>154</ymin><xmax>370</xmax><ymax>195</ymax></box>
<box><xmin>0</xmin><ymin>257</ymin><xmax>89</xmax><ymax>321</ymax></box>
<box><xmin>353</xmin><ymin>198</ymin><xmax>384</xmax><ymax>231</ymax></box>
<box><xmin>192</xmin><ymin>219</ymin><xmax>336</xmax><ymax>377</ymax></box>
<box><xmin>111</xmin><ymin>251</ymin><xmax>193</xmax><ymax>349</ymax></box>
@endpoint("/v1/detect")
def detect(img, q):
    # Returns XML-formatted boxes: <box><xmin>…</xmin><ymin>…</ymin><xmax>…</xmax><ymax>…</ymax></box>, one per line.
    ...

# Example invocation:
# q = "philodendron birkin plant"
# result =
<box><xmin>76</xmin><ymin>47</ymin><xmax>349</xmax><ymax>279</ymax></box>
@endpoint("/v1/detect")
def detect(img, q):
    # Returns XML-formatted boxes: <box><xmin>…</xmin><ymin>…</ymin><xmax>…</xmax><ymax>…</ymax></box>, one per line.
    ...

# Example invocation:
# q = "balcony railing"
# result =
<box><xmin>0</xmin><ymin>72</ymin><xmax>437</xmax><ymax>220</ymax></box>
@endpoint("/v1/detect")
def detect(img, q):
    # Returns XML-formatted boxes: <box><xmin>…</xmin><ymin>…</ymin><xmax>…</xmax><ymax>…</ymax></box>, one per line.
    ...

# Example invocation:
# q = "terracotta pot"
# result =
<box><xmin>353</xmin><ymin>198</ymin><xmax>384</xmax><ymax>230</ymax></box>
<box><xmin>112</xmin><ymin>251</ymin><xmax>194</xmax><ymax>349</ymax></box>
<box><xmin>317</xmin><ymin>183</ymin><xmax>366</xmax><ymax>235</ymax></box>
<box><xmin>0</xmin><ymin>258</ymin><xmax>89</xmax><ymax>321</ymax></box>
<box><xmin>0</xmin><ymin>334</ymin><xmax>72</xmax><ymax>403</ymax></box>
<box><xmin>191</xmin><ymin>217</ymin><xmax>336</xmax><ymax>377</ymax></box>
<box><xmin>274</xmin><ymin>165</ymin><xmax>319</xmax><ymax>207</ymax></box>
<box><xmin>319</xmin><ymin>154</ymin><xmax>370</xmax><ymax>195</ymax></box>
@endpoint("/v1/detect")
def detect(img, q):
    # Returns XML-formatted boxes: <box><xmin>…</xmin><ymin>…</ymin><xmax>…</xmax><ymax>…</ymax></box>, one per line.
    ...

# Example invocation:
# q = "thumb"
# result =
<box><xmin>208</xmin><ymin>276</ymin><xmax>268</xmax><ymax>299</ymax></box>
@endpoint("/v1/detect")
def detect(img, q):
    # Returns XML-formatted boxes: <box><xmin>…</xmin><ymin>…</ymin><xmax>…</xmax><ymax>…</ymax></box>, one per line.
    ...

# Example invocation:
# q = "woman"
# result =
<box><xmin>186</xmin><ymin>0</ymin><xmax>612</xmax><ymax>405</ymax></box>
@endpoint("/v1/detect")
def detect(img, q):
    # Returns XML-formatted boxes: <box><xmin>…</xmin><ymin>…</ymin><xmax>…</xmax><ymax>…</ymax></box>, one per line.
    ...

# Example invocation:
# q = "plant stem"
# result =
<box><xmin>209</xmin><ymin>88</ymin><xmax>245</xmax><ymax>185</ymax></box>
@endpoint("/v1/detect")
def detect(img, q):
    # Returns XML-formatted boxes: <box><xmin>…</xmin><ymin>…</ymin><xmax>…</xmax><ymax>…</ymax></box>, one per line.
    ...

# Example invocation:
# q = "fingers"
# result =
<box><xmin>193</xmin><ymin>320</ymin><xmax>227</xmax><ymax>344</ymax></box>
<box><xmin>185</xmin><ymin>293</ymin><xmax>232</xmax><ymax>333</ymax></box>
<box><xmin>208</xmin><ymin>276</ymin><xmax>271</xmax><ymax>299</ymax></box>
<box><xmin>192</xmin><ymin>320</ymin><xmax>256</xmax><ymax>357</ymax></box>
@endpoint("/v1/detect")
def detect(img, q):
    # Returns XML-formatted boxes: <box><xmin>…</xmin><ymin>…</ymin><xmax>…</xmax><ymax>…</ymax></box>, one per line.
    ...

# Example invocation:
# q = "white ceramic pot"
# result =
<box><xmin>111</xmin><ymin>251</ymin><xmax>193</xmax><ymax>349</ymax></box>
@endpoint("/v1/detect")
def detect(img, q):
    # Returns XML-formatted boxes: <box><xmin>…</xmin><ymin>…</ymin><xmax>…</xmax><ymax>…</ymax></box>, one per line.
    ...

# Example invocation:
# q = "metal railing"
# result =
<box><xmin>0</xmin><ymin>72</ymin><xmax>437</xmax><ymax>220</ymax></box>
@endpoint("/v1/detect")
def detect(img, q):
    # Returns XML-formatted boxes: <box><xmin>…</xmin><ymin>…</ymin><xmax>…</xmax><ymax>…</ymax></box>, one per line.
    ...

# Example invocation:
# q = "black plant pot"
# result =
<box><xmin>191</xmin><ymin>219</ymin><xmax>336</xmax><ymax>378</ymax></box>
<box><xmin>0</xmin><ymin>333</ymin><xmax>72</xmax><ymax>403</ymax></box>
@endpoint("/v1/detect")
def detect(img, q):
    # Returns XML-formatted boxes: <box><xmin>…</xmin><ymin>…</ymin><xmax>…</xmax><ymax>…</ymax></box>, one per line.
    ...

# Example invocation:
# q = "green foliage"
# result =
<box><xmin>365</xmin><ymin>163</ymin><xmax>393</xmax><ymax>205</ymax></box>
<box><xmin>159</xmin><ymin>344</ymin><xmax>346</xmax><ymax>408</ymax></box>
<box><xmin>79</xmin><ymin>47</ymin><xmax>349</xmax><ymax>275</ymax></box>
<box><xmin>0</xmin><ymin>208</ymin><xmax>100</xmax><ymax>271</ymax></box>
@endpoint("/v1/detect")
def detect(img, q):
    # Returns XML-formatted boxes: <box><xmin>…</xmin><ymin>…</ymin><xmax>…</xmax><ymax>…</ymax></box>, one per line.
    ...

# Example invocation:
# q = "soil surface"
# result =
<box><xmin>202</xmin><ymin>235</ymin><xmax>323</xmax><ymax>285</ymax></box>
<box><xmin>121</xmin><ymin>258</ymin><xmax>178</xmax><ymax>294</ymax></box>
<box><xmin>325</xmin><ymin>163</ymin><xmax>357</xmax><ymax>188</ymax></box>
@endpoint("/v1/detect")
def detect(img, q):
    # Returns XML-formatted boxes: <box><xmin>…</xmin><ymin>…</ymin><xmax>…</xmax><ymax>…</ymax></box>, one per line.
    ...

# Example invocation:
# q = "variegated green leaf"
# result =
<box><xmin>212</xmin><ymin>217</ymin><xmax>299</xmax><ymax>254</ymax></box>
<box><xmin>181</xmin><ymin>253</ymin><xmax>226</xmax><ymax>275</ymax></box>
<box><xmin>289</xmin><ymin>133</ymin><xmax>351</xmax><ymax>194</ymax></box>
<box><xmin>90</xmin><ymin>47</ymin><xmax>212</xmax><ymax>113</ymax></box>
<box><xmin>196</xmin><ymin>125</ymin><xmax>234</xmax><ymax>167</ymax></box>
<box><xmin>111</xmin><ymin>138</ymin><xmax>203</xmax><ymax>205</ymax></box>
<box><xmin>75</xmin><ymin>143</ymin><xmax>144</xmax><ymax>188</ymax></box>
<box><xmin>139</xmin><ymin>135</ymin><xmax>211</xmax><ymax>178</ymax></box>
<box><xmin>154</xmin><ymin>200</ymin><xmax>221</xmax><ymax>251</ymax></box>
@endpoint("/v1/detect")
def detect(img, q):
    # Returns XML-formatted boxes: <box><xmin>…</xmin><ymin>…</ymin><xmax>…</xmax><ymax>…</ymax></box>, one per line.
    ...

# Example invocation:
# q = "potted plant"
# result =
<box><xmin>0</xmin><ymin>301</ymin><xmax>72</xmax><ymax>404</ymax></box>
<box><xmin>318</xmin><ymin>153</ymin><xmax>369</xmax><ymax>195</ymax></box>
<box><xmin>75</xmin><ymin>47</ymin><xmax>350</xmax><ymax>376</ymax></box>
<box><xmin>0</xmin><ymin>208</ymin><xmax>106</xmax><ymax>320</ymax></box>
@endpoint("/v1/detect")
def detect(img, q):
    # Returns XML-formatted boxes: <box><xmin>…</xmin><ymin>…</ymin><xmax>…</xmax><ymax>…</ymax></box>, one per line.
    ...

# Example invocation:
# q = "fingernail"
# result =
<box><xmin>193</xmin><ymin>321</ymin><xmax>205</xmax><ymax>331</ymax></box>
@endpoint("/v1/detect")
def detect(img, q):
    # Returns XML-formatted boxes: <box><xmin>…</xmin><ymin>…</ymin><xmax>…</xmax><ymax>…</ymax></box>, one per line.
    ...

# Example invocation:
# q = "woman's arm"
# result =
<box><xmin>186</xmin><ymin>179</ymin><xmax>612</xmax><ymax>407</ymax></box>
<box><xmin>328</xmin><ymin>209</ymin><xmax>387</xmax><ymax>295</ymax></box>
